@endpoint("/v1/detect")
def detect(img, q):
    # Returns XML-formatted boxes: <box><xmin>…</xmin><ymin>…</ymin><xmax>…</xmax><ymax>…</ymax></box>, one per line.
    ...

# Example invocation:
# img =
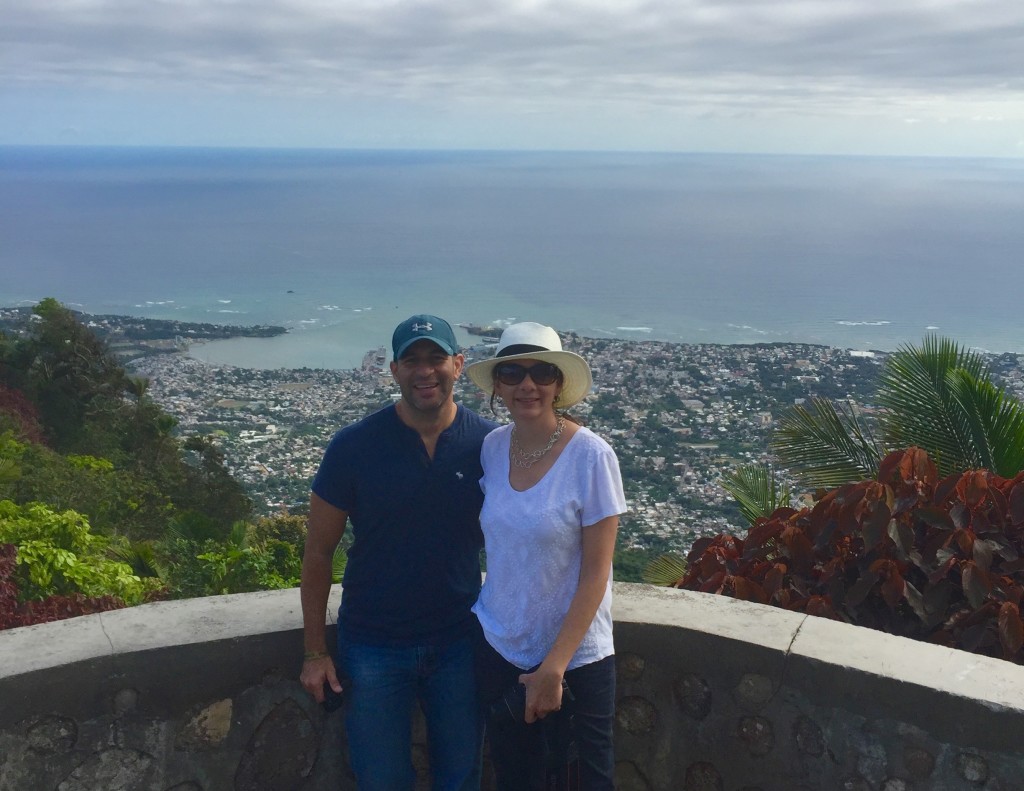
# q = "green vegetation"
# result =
<box><xmin>0</xmin><ymin>500</ymin><xmax>159</xmax><ymax>604</ymax></box>
<box><xmin>0</xmin><ymin>299</ymin><xmax>309</xmax><ymax>628</ymax></box>
<box><xmin>774</xmin><ymin>335</ymin><xmax>1024</xmax><ymax>488</ymax></box>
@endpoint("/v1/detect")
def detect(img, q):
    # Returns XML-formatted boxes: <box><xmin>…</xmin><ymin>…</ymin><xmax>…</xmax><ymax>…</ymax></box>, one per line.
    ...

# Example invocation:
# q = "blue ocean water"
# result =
<box><xmin>2</xmin><ymin>146</ymin><xmax>1022</xmax><ymax>369</ymax></box>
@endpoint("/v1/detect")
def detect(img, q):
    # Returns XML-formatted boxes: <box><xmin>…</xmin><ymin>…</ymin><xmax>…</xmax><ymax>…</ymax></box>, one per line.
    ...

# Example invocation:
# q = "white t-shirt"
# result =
<box><xmin>472</xmin><ymin>424</ymin><xmax>627</xmax><ymax>670</ymax></box>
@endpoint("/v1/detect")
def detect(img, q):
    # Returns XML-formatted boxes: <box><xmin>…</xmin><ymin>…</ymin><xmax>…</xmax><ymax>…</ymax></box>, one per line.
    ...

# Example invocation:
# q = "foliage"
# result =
<box><xmin>0</xmin><ymin>382</ymin><xmax>46</xmax><ymax>444</ymax></box>
<box><xmin>722</xmin><ymin>463</ymin><xmax>792</xmax><ymax>525</ymax></box>
<box><xmin>1</xmin><ymin>543</ymin><xmax>125</xmax><ymax>630</ymax></box>
<box><xmin>612</xmin><ymin>547</ymin><xmax>657</xmax><ymax>583</ymax></box>
<box><xmin>0</xmin><ymin>299</ymin><xmax>252</xmax><ymax>541</ymax></box>
<box><xmin>331</xmin><ymin>545</ymin><xmax>348</xmax><ymax>584</ymax></box>
<box><xmin>879</xmin><ymin>339</ymin><xmax>1024</xmax><ymax>477</ymax></box>
<box><xmin>0</xmin><ymin>500</ymin><xmax>158</xmax><ymax>605</ymax></box>
<box><xmin>251</xmin><ymin>512</ymin><xmax>307</xmax><ymax>546</ymax></box>
<box><xmin>774</xmin><ymin>398</ymin><xmax>882</xmax><ymax>488</ymax></box>
<box><xmin>675</xmin><ymin>448</ymin><xmax>1024</xmax><ymax>663</ymax></box>
<box><xmin>773</xmin><ymin>336</ymin><xmax>1024</xmax><ymax>489</ymax></box>
<box><xmin>160</xmin><ymin>520</ymin><xmax>303</xmax><ymax>597</ymax></box>
<box><xmin>641</xmin><ymin>553</ymin><xmax>688</xmax><ymax>586</ymax></box>
<box><xmin>9</xmin><ymin>440</ymin><xmax>168</xmax><ymax>539</ymax></box>
<box><xmin>177</xmin><ymin>436</ymin><xmax>252</xmax><ymax>536</ymax></box>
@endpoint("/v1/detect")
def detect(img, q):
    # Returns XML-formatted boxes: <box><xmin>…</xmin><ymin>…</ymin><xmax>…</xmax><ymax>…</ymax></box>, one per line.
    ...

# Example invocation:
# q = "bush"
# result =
<box><xmin>0</xmin><ymin>543</ymin><xmax>126</xmax><ymax>630</ymax></box>
<box><xmin>676</xmin><ymin>447</ymin><xmax>1024</xmax><ymax>663</ymax></box>
<box><xmin>0</xmin><ymin>500</ymin><xmax>157</xmax><ymax>605</ymax></box>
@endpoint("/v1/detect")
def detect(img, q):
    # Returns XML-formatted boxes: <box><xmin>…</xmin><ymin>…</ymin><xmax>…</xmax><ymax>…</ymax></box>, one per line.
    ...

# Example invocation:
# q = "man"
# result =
<box><xmin>300</xmin><ymin>314</ymin><xmax>497</xmax><ymax>791</ymax></box>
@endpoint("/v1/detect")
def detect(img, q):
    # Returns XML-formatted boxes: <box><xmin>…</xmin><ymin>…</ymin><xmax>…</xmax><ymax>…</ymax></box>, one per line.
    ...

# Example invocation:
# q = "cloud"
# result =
<box><xmin>2</xmin><ymin>0</ymin><xmax>1022</xmax><ymax>151</ymax></box>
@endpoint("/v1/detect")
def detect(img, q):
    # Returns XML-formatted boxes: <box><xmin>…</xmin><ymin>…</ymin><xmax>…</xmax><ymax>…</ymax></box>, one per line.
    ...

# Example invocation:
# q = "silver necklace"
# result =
<box><xmin>510</xmin><ymin>416</ymin><xmax>565</xmax><ymax>469</ymax></box>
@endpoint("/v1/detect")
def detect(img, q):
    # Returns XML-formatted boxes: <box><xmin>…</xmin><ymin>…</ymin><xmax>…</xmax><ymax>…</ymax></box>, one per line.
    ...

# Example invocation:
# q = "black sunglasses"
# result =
<box><xmin>494</xmin><ymin>361</ymin><xmax>561</xmax><ymax>386</ymax></box>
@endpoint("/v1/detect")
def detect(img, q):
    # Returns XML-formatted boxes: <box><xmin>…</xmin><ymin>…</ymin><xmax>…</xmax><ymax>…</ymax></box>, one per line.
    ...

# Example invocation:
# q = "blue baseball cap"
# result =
<box><xmin>391</xmin><ymin>315</ymin><xmax>459</xmax><ymax>359</ymax></box>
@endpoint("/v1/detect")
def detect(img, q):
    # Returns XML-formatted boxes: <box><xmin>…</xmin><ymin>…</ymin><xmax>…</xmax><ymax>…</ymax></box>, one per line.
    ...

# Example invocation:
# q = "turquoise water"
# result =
<box><xmin>2</xmin><ymin>147</ymin><xmax>1022</xmax><ymax>368</ymax></box>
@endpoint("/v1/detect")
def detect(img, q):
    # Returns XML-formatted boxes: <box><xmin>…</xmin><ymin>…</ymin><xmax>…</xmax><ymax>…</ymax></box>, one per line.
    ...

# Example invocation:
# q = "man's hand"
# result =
<box><xmin>518</xmin><ymin>666</ymin><xmax>564</xmax><ymax>724</ymax></box>
<box><xmin>300</xmin><ymin>654</ymin><xmax>342</xmax><ymax>703</ymax></box>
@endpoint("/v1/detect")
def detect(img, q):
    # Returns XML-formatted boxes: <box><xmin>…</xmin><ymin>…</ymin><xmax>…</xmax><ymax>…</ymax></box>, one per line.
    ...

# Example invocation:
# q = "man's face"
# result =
<box><xmin>390</xmin><ymin>339</ymin><xmax>464</xmax><ymax>415</ymax></box>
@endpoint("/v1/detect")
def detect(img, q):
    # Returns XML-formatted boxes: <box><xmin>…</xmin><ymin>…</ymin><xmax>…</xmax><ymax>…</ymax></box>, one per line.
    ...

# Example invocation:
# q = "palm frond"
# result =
<box><xmin>877</xmin><ymin>336</ymin><xmax>987</xmax><ymax>474</ymax></box>
<box><xmin>773</xmin><ymin>397</ymin><xmax>883</xmax><ymax>488</ymax></box>
<box><xmin>331</xmin><ymin>546</ymin><xmax>347</xmax><ymax>584</ymax></box>
<box><xmin>878</xmin><ymin>336</ymin><xmax>1024</xmax><ymax>477</ymax></box>
<box><xmin>109</xmin><ymin>540</ymin><xmax>167</xmax><ymax>579</ymax></box>
<box><xmin>642</xmin><ymin>553</ymin><xmax>688</xmax><ymax>587</ymax></box>
<box><xmin>228</xmin><ymin>520</ymin><xmax>250</xmax><ymax>549</ymax></box>
<box><xmin>944</xmin><ymin>368</ymin><xmax>1024</xmax><ymax>477</ymax></box>
<box><xmin>722</xmin><ymin>463</ymin><xmax>792</xmax><ymax>525</ymax></box>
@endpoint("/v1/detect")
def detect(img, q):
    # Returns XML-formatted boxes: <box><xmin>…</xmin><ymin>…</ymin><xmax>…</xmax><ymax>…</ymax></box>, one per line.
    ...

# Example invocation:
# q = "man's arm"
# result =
<box><xmin>299</xmin><ymin>492</ymin><xmax>348</xmax><ymax>702</ymax></box>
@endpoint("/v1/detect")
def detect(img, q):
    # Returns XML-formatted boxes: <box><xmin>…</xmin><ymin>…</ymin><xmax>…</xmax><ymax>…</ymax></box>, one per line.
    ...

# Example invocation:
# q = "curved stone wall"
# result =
<box><xmin>2</xmin><ymin>583</ymin><xmax>1023</xmax><ymax>790</ymax></box>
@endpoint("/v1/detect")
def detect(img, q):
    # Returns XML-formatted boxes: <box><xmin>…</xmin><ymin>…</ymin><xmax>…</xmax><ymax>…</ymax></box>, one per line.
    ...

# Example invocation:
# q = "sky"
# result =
<box><xmin>2</xmin><ymin>0</ymin><xmax>1023</xmax><ymax>157</ymax></box>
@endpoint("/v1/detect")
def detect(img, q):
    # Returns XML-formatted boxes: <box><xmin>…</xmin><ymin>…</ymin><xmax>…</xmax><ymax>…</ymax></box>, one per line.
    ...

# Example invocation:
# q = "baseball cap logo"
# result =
<box><xmin>392</xmin><ymin>314</ymin><xmax>457</xmax><ymax>359</ymax></box>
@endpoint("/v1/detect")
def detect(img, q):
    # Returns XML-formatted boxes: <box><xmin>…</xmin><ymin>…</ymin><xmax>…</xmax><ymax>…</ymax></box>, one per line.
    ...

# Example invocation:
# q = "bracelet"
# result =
<box><xmin>304</xmin><ymin>650</ymin><xmax>330</xmax><ymax>661</ymax></box>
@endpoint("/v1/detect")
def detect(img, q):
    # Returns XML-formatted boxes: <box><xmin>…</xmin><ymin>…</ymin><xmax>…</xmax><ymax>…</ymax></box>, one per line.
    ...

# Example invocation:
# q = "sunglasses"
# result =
<box><xmin>494</xmin><ymin>361</ymin><xmax>561</xmax><ymax>387</ymax></box>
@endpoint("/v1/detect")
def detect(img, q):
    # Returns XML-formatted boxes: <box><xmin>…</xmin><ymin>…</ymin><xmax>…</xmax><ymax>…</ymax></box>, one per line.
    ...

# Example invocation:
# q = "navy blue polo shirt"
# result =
<box><xmin>312</xmin><ymin>403</ymin><xmax>498</xmax><ymax>646</ymax></box>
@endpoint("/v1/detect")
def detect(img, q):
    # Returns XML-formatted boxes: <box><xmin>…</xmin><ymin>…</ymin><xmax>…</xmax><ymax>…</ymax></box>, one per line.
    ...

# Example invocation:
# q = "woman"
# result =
<box><xmin>465</xmin><ymin>322</ymin><xmax>626</xmax><ymax>790</ymax></box>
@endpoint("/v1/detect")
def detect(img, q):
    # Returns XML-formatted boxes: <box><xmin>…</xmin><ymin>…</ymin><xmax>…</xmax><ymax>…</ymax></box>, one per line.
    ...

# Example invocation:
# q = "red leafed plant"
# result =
<box><xmin>0</xmin><ymin>543</ymin><xmax>125</xmax><ymax>630</ymax></box>
<box><xmin>676</xmin><ymin>448</ymin><xmax>1024</xmax><ymax>663</ymax></box>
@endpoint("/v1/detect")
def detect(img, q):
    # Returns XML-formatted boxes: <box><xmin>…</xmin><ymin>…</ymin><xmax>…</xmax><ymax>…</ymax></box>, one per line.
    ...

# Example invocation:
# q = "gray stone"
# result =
<box><xmin>903</xmin><ymin>746</ymin><xmax>935</xmax><ymax>778</ymax></box>
<box><xmin>684</xmin><ymin>761</ymin><xmax>723</xmax><ymax>791</ymax></box>
<box><xmin>234</xmin><ymin>698</ymin><xmax>317</xmax><ymax>791</ymax></box>
<box><xmin>614</xmin><ymin>761</ymin><xmax>651</xmax><ymax>791</ymax></box>
<box><xmin>736</xmin><ymin>716</ymin><xmax>775</xmax><ymax>756</ymax></box>
<box><xmin>880</xmin><ymin>779</ymin><xmax>908</xmax><ymax>791</ymax></box>
<box><xmin>57</xmin><ymin>748</ymin><xmax>154</xmax><ymax>791</ymax></box>
<box><xmin>165</xmin><ymin>784</ymin><xmax>202</xmax><ymax>791</ymax></box>
<box><xmin>175</xmin><ymin>699</ymin><xmax>233</xmax><ymax>751</ymax></box>
<box><xmin>113</xmin><ymin>688</ymin><xmax>139</xmax><ymax>716</ymax></box>
<box><xmin>956</xmin><ymin>752</ymin><xmax>990</xmax><ymax>785</ymax></box>
<box><xmin>732</xmin><ymin>673</ymin><xmax>774</xmax><ymax>708</ymax></box>
<box><xmin>673</xmin><ymin>674</ymin><xmax>712</xmax><ymax>721</ymax></box>
<box><xmin>840</xmin><ymin>779</ymin><xmax>872</xmax><ymax>791</ymax></box>
<box><xmin>25</xmin><ymin>715</ymin><xmax>77</xmax><ymax>753</ymax></box>
<box><xmin>615</xmin><ymin>696</ymin><xmax>657</xmax><ymax>734</ymax></box>
<box><xmin>792</xmin><ymin>715</ymin><xmax>824</xmax><ymax>757</ymax></box>
<box><xmin>617</xmin><ymin>653</ymin><xmax>646</xmax><ymax>681</ymax></box>
<box><xmin>856</xmin><ymin>743</ymin><xmax>888</xmax><ymax>786</ymax></box>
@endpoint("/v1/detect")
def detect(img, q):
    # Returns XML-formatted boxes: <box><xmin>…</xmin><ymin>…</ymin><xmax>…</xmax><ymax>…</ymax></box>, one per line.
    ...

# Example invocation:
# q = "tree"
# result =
<box><xmin>15</xmin><ymin>298</ymin><xmax>130</xmax><ymax>453</ymax></box>
<box><xmin>773</xmin><ymin>336</ymin><xmax>1024</xmax><ymax>489</ymax></box>
<box><xmin>0</xmin><ymin>299</ymin><xmax>253</xmax><ymax>540</ymax></box>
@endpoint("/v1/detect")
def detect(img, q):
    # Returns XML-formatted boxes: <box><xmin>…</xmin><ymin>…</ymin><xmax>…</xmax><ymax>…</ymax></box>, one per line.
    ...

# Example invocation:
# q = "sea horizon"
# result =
<box><xmin>3</xmin><ymin>146</ymin><xmax>1022</xmax><ymax>369</ymax></box>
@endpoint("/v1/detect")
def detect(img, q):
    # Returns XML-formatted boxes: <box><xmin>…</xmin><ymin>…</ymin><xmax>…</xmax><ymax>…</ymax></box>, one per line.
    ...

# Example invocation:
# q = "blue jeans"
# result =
<box><xmin>338</xmin><ymin>629</ymin><xmax>483</xmax><ymax>791</ymax></box>
<box><xmin>476</xmin><ymin>635</ymin><xmax>616</xmax><ymax>791</ymax></box>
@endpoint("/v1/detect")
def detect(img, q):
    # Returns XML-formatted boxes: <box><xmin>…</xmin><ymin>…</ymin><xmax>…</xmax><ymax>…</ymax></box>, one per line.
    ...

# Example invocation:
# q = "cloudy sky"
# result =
<box><xmin>2</xmin><ymin>0</ymin><xmax>1022</xmax><ymax>157</ymax></box>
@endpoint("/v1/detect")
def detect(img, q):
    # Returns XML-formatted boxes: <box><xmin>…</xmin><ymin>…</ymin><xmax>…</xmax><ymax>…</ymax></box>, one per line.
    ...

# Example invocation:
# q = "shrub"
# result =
<box><xmin>0</xmin><ymin>543</ymin><xmax>125</xmax><ymax>630</ymax></box>
<box><xmin>0</xmin><ymin>500</ymin><xmax>157</xmax><ymax>605</ymax></box>
<box><xmin>676</xmin><ymin>447</ymin><xmax>1024</xmax><ymax>663</ymax></box>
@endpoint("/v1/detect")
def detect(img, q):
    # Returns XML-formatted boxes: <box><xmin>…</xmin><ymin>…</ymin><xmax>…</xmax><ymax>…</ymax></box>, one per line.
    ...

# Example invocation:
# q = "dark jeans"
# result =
<box><xmin>337</xmin><ymin>628</ymin><xmax>483</xmax><ymax>791</ymax></box>
<box><xmin>475</xmin><ymin>635</ymin><xmax>616</xmax><ymax>791</ymax></box>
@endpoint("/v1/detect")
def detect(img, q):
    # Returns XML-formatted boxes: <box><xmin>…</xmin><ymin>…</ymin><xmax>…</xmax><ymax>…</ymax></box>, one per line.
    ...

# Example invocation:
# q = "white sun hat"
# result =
<box><xmin>465</xmin><ymin>322</ymin><xmax>593</xmax><ymax>408</ymax></box>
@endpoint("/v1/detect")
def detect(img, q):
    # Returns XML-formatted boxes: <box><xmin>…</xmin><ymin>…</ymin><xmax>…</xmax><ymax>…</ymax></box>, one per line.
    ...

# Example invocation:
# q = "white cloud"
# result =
<box><xmin>2</xmin><ymin>0</ymin><xmax>1023</xmax><ymax>153</ymax></box>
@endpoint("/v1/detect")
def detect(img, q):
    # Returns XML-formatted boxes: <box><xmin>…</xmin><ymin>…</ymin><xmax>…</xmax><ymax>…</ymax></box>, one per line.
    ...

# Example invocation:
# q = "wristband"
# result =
<box><xmin>304</xmin><ymin>650</ymin><xmax>330</xmax><ymax>661</ymax></box>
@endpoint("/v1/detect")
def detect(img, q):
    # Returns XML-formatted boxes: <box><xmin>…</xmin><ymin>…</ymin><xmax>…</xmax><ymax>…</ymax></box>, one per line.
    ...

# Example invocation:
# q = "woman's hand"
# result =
<box><xmin>519</xmin><ymin>666</ymin><xmax>564</xmax><ymax>723</ymax></box>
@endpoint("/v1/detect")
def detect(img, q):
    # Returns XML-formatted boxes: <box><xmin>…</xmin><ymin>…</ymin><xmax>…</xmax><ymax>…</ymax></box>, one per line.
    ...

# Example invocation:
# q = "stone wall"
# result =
<box><xmin>2</xmin><ymin>584</ymin><xmax>1023</xmax><ymax>790</ymax></box>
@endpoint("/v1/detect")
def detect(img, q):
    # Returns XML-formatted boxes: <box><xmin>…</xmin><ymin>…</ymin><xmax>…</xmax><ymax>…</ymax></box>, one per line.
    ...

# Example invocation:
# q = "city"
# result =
<box><xmin>127</xmin><ymin>331</ymin><xmax>975</xmax><ymax>557</ymax></box>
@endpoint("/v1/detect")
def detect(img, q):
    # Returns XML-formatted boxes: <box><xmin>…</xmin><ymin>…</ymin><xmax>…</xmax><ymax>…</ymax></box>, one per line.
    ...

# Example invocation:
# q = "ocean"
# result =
<box><xmin>2</xmin><ymin>146</ymin><xmax>1022</xmax><ymax>369</ymax></box>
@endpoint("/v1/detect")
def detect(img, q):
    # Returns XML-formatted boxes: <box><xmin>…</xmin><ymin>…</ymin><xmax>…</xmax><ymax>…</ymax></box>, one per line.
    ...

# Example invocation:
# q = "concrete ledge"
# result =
<box><xmin>2</xmin><ymin>583</ymin><xmax>1023</xmax><ymax>790</ymax></box>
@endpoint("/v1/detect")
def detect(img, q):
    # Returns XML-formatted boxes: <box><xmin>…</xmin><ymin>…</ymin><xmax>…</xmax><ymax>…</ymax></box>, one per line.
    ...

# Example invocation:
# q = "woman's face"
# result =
<box><xmin>493</xmin><ymin>358</ymin><xmax>563</xmax><ymax>422</ymax></box>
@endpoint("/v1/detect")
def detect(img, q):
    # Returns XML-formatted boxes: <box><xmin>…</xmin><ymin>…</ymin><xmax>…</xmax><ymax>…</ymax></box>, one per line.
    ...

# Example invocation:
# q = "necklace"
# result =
<box><xmin>510</xmin><ymin>416</ymin><xmax>565</xmax><ymax>469</ymax></box>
